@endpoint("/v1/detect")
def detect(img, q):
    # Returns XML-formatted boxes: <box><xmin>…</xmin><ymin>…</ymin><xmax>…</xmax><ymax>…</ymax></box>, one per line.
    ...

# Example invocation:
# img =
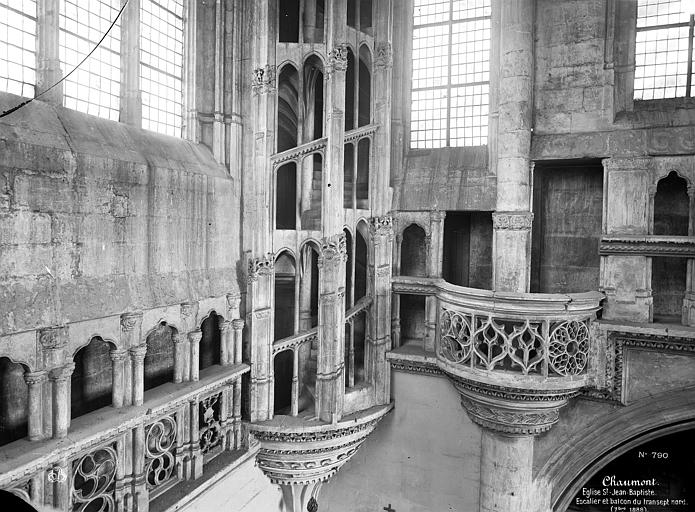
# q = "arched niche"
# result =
<box><xmin>345</xmin><ymin>48</ymin><xmax>356</xmax><ymax>130</ymax></box>
<box><xmin>276</xmin><ymin>162</ymin><xmax>297</xmax><ymax>230</ymax></box>
<box><xmin>344</xmin><ymin>228</ymin><xmax>354</xmax><ymax>308</ymax></box>
<box><xmin>356</xmin><ymin>137</ymin><xmax>370</xmax><ymax>208</ymax></box>
<box><xmin>358</xmin><ymin>45</ymin><xmax>372</xmax><ymax>127</ymax></box>
<box><xmin>200</xmin><ymin>311</ymin><xmax>221</xmax><ymax>371</ymax></box>
<box><xmin>275</xmin><ymin>251</ymin><xmax>297</xmax><ymax>340</ymax></box>
<box><xmin>355</xmin><ymin>222</ymin><xmax>369</xmax><ymax>301</ymax></box>
<box><xmin>344</xmin><ymin>143</ymin><xmax>355</xmax><ymax>208</ymax></box>
<box><xmin>401</xmin><ymin>224</ymin><xmax>427</xmax><ymax>277</ymax></box>
<box><xmin>144</xmin><ymin>322</ymin><xmax>176</xmax><ymax>391</ymax></box>
<box><xmin>300</xmin><ymin>153</ymin><xmax>323</xmax><ymax>231</ymax></box>
<box><xmin>278</xmin><ymin>0</ymin><xmax>300</xmax><ymax>42</ymax></box>
<box><xmin>0</xmin><ymin>358</ymin><xmax>28</xmax><ymax>446</ymax></box>
<box><xmin>277</xmin><ymin>64</ymin><xmax>299</xmax><ymax>152</ymax></box>
<box><xmin>652</xmin><ymin>172</ymin><xmax>690</xmax><ymax>323</ymax></box>
<box><xmin>72</xmin><ymin>337</ymin><xmax>114</xmax><ymax>419</ymax></box>
<box><xmin>273</xmin><ymin>349</ymin><xmax>294</xmax><ymax>414</ymax></box>
<box><xmin>303</xmin><ymin>55</ymin><xmax>324</xmax><ymax>141</ymax></box>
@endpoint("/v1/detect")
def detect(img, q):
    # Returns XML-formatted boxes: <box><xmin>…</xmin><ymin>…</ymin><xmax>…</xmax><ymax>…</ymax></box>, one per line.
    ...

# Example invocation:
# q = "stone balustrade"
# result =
<box><xmin>0</xmin><ymin>364</ymin><xmax>248</xmax><ymax>511</ymax></box>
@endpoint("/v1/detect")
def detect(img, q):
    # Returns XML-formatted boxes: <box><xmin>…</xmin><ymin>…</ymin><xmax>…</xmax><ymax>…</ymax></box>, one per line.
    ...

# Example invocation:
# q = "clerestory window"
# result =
<box><xmin>634</xmin><ymin>0</ymin><xmax>695</xmax><ymax>100</ymax></box>
<box><xmin>410</xmin><ymin>0</ymin><xmax>490</xmax><ymax>149</ymax></box>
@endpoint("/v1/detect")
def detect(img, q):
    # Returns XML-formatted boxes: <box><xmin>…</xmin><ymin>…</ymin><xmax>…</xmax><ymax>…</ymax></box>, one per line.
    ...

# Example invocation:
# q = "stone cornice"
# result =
<box><xmin>599</xmin><ymin>236</ymin><xmax>695</xmax><ymax>257</ymax></box>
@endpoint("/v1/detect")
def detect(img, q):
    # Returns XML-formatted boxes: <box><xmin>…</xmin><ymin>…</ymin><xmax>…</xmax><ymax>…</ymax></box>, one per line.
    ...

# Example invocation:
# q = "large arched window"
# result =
<box><xmin>144</xmin><ymin>322</ymin><xmax>176</xmax><ymax>391</ymax></box>
<box><xmin>71</xmin><ymin>337</ymin><xmax>114</xmax><ymax>418</ymax></box>
<box><xmin>0</xmin><ymin>358</ymin><xmax>28</xmax><ymax>446</ymax></box>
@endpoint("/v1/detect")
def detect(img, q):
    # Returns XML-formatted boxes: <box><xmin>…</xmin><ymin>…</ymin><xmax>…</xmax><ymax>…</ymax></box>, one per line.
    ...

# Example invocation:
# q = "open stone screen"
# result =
<box><xmin>410</xmin><ymin>0</ymin><xmax>490</xmax><ymax>148</ymax></box>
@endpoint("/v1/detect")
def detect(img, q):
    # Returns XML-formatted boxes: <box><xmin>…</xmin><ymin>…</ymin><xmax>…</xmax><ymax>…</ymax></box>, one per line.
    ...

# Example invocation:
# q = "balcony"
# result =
<box><xmin>390</xmin><ymin>276</ymin><xmax>604</xmax><ymax>434</ymax></box>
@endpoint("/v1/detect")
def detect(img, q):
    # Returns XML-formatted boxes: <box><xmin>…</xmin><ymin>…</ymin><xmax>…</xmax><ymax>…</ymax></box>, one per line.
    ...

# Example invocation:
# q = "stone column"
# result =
<box><xmin>121</xmin><ymin>312</ymin><xmax>143</xmax><ymax>407</ymax></box>
<box><xmin>119</xmin><ymin>0</ymin><xmax>141</xmax><ymax>125</ymax></box>
<box><xmin>291</xmin><ymin>349</ymin><xmax>299</xmax><ymax>416</ymax></box>
<box><xmin>189</xmin><ymin>329</ymin><xmax>202</xmax><ymax>381</ymax></box>
<box><xmin>219</xmin><ymin>319</ymin><xmax>233</xmax><ymax>365</ymax></box>
<box><xmin>130</xmin><ymin>345</ymin><xmax>147</xmax><ymax>406</ymax></box>
<box><xmin>173</xmin><ymin>331</ymin><xmax>186</xmax><ymax>383</ymax></box>
<box><xmin>38</xmin><ymin>326</ymin><xmax>69</xmax><ymax>439</ymax></box>
<box><xmin>682</xmin><ymin>185</ymin><xmax>695</xmax><ymax>325</ymax></box>
<box><xmin>232</xmin><ymin>379</ymin><xmax>242</xmax><ymax>449</ymax></box>
<box><xmin>110</xmin><ymin>349</ymin><xmax>128</xmax><ymax>409</ymax></box>
<box><xmin>369</xmin><ymin>216</ymin><xmax>393</xmax><ymax>404</ymax></box>
<box><xmin>24</xmin><ymin>371</ymin><xmax>47</xmax><ymax>441</ymax></box>
<box><xmin>601</xmin><ymin>157</ymin><xmax>652</xmax><ymax>322</ymax></box>
<box><xmin>180</xmin><ymin>302</ymin><xmax>198</xmax><ymax>382</ymax></box>
<box><xmin>132</xmin><ymin>423</ymin><xmax>148</xmax><ymax>512</ymax></box>
<box><xmin>429</xmin><ymin>209</ymin><xmax>446</xmax><ymax>278</ymax></box>
<box><xmin>189</xmin><ymin>399</ymin><xmax>203</xmax><ymax>479</ymax></box>
<box><xmin>493</xmin><ymin>0</ymin><xmax>535</xmax><ymax>293</ymax></box>
<box><xmin>36</xmin><ymin>0</ymin><xmax>62</xmax><ymax>105</ymax></box>
<box><xmin>49</xmin><ymin>363</ymin><xmax>75</xmax><ymax>439</ymax></box>
<box><xmin>316</xmin><ymin>235</ymin><xmax>347</xmax><ymax>423</ymax></box>
<box><xmin>51</xmin><ymin>458</ymin><xmax>70</xmax><ymax>510</ymax></box>
<box><xmin>248</xmin><ymin>254</ymin><xmax>275</xmax><ymax>422</ymax></box>
<box><xmin>232</xmin><ymin>319</ymin><xmax>245</xmax><ymax>364</ymax></box>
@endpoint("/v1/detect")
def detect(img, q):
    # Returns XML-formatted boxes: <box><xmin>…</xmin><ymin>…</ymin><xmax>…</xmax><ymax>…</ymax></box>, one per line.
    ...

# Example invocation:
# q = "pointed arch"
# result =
<box><xmin>401</xmin><ymin>223</ymin><xmax>428</xmax><ymax>277</ymax></box>
<box><xmin>144</xmin><ymin>321</ymin><xmax>176</xmax><ymax>391</ymax></box>
<box><xmin>303</xmin><ymin>54</ymin><xmax>325</xmax><ymax>142</ymax></box>
<box><xmin>358</xmin><ymin>44</ymin><xmax>372</xmax><ymax>127</ymax></box>
<box><xmin>278</xmin><ymin>64</ymin><xmax>300</xmax><ymax>152</ymax></box>
<box><xmin>72</xmin><ymin>337</ymin><xmax>116</xmax><ymax>418</ymax></box>
<box><xmin>275</xmin><ymin>251</ymin><xmax>297</xmax><ymax>340</ymax></box>
<box><xmin>0</xmin><ymin>358</ymin><xmax>28</xmax><ymax>446</ymax></box>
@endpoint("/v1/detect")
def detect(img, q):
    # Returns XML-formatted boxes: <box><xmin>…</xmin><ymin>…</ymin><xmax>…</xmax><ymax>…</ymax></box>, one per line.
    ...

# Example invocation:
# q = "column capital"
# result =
<box><xmin>232</xmin><ymin>318</ymin><xmax>245</xmax><ymax>330</ymax></box>
<box><xmin>24</xmin><ymin>370</ymin><xmax>48</xmax><ymax>386</ymax></box>
<box><xmin>38</xmin><ymin>326</ymin><xmax>68</xmax><ymax>350</ymax></box>
<box><xmin>109</xmin><ymin>349</ymin><xmax>128</xmax><ymax>362</ymax></box>
<box><xmin>369</xmin><ymin>215</ymin><xmax>393</xmax><ymax>240</ymax></box>
<box><xmin>328</xmin><ymin>43</ymin><xmax>349</xmax><ymax>72</ymax></box>
<box><xmin>172</xmin><ymin>331</ymin><xmax>186</xmax><ymax>344</ymax></box>
<box><xmin>120</xmin><ymin>312</ymin><xmax>143</xmax><ymax>332</ymax></box>
<box><xmin>49</xmin><ymin>363</ymin><xmax>75</xmax><ymax>382</ymax></box>
<box><xmin>218</xmin><ymin>318</ymin><xmax>232</xmax><ymax>332</ymax></box>
<box><xmin>188</xmin><ymin>329</ymin><xmax>203</xmax><ymax>344</ymax></box>
<box><xmin>492</xmin><ymin>211</ymin><xmax>534</xmax><ymax>231</ymax></box>
<box><xmin>129</xmin><ymin>344</ymin><xmax>147</xmax><ymax>361</ymax></box>
<box><xmin>318</xmin><ymin>233</ymin><xmax>347</xmax><ymax>267</ymax></box>
<box><xmin>248</xmin><ymin>253</ymin><xmax>275</xmax><ymax>282</ymax></box>
<box><xmin>251</xmin><ymin>65</ymin><xmax>276</xmax><ymax>95</ymax></box>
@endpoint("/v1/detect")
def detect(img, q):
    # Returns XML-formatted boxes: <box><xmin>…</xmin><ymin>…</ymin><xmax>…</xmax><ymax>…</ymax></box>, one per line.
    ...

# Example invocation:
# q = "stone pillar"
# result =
<box><xmin>49</xmin><ymin>363</ymin><xmax>75</xmax><ymax>439</ymax></box>
<box><xmin>232</xmin><ymin>319</ymin><xmax>245</xmax><ymax>364</ymax></box>
<box><xmin>36</xmin><ymin>0</ymin><xmax>62</xmax><ymax>105</ymax></box>
<box><xmin>291</xmin><ymin>349</ymin><xmax>299</xmax><ymax>416</ymax></box>
<box><xmin>173</xmin><ymin>332</ymin><xmax>186</xmax><ymax>383</ymax></box>
<box><xmin>110</xmin><ymin>349</ymin><xmax>128</xmax><ymax>409</ymax></box>
<box><xmin>121</xmin><ymin>312</ymin><xmax>143</xmax><ymax>407</ymax></box>
<box><xmin>601</xmin><ymin>157</ymin><xmax>652</xmax><ymax>322</ymax></box>
<box><xmin>429</xmin><ymin>209</ymin><xmax>445</xmax><ymax>277</ymax></box>
<box><xmin>368</xmin><ymin>216</ymin><xmax>393</xmax><ymax>404</ymax></box>
<box><xmin>180</xmin><ymin>302</ymin><xmax>198</xmax><ymax>382</ymax></box>
<box><xmin>232</xmin><ymin>379</ymin><xmax>242</xmax><ymax>449</ymax></box>
<box><xmin>120</xmin><ymin>0</ymin><xmax>141</xmax><ymax>125</ymax></box>
<box><xmin>226</xmin><ymin>0</ymin><xmax>244</xmax><ymax>175</ymax></box>
<box><xmin>130</xmin><ymin>345</ymin><xmax>147</xmax><ymax>406</ymax></box>
<box><xmin>38</xmin><ymin>326</ymin><xmax>69</xmax><ymax>439</ymax></box>
<box><xmin>51</xmin><ymin>459</ymin><xmax>70</xmax><ymax>510</ymax></box>
<box><xmin>183</xmin><ymin>0</ymin><xmax>198</xmax><ymax>141</ymax></box>
<box><xmin>493</xmin><ymin>0</ymin><xmax>535</xmax><ymax>293</ymax></box>
<box><xmin>219</xmin><ymin>319</ymin><xmax>232</xmax><ymax>365</ymax></box>
<box><xmin>316</xmin><ymin>235</ymin><xmax>347</xmax><ymax>423</ymax></box>
<box><xmin>132</xmin><ymin>424</ymin><xmax>149</xmax><ymax>512</ymax></box>
<box><xmin>24</xmin><ymin>371</ymin><xmax>47</xmax><ymax>441</ymax></box>
<box><xmin>479</xmin><ymin>431</ymin><xmax>534</xmax><ymax>512</ymax></box>
<box><xmin>189</xmin><ymin>329</ymin><xmax>202</xmax><ymax>382</ymax></box>
<box><xmin>189</xmin><ymin>399</ymin><xmax>203</xmax><ymax>479</ymax></box>
<box><xmin>248</xmin><ymin>254</ymin><xmax>275</xmax><ymax>422</ymax></box>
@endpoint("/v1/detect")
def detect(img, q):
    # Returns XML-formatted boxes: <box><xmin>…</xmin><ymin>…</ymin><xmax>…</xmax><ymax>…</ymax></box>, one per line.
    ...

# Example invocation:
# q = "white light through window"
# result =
<box><xmin>60</xmin><ymin>0</ymin><xmax>122</xmax><ymax>120</ymax></box>
<box><xmin>411</xmin><ymin>0</ymin><xmax>490</xmax><ymax>148</ymax></box>
<box><xmin>140</xmin><ymin>0</ymin><xmax>184</xmax><ymax>137</ymax></box>
<box><xmin>635</xmin><ymin>0</ymin><xmax>695</xmax><ymax>100</ymax></box>
<box><xmin>0</xmin><ymin>1</ymin><xmax>36</xmax><ymax>98</ymax></box>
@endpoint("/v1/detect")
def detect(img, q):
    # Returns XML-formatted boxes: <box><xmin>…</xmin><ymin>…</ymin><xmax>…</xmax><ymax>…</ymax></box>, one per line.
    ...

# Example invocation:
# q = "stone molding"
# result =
<box><xmin>374</xmin><ymin>42</ymin><xmax>393</xmax><ymax>69</ymax></box>
<box><xmin>129</xmin><ymin>345</ymin><xmax>147</xmax><ymax>360</ymax></box>
<box><xmin>492</xmin><ymin>211</ymin><xmax>534</xmax><ymax>231</ymax></box>
<box><xmin>389</xmin><ymin>359</ymin><xmax>442</xmax><ymax>376</ymax></box>
<box><xmin>602</xmin><ymin>156</ymin><xmax>654</xmax><ymax>171</ymax></box>
<box><xmin>459</xmin><ymin>395</ymin><xmax>560</xmax><ymax>436</ymax></box>
<box><xmin>251</xmin><ymin>65</ymin><xmax>276</xmax><ymax>95</ymax></box>
<box><xmin>270</xmin><ymin>138</ymin><xmax>327</xmax><ymax>166</ymax></box>
<box><xmin>599</xmin><ymin>236</ymin><xmax>695</xmax><ymax>257</ymax></box>
<box><xmin>109</xmin><ymin>349</ymin><xmax>128</xmax><ymax>362</ymax></box>
<box><xmin>23</xmin><ymin>370</ymin><xmax>48</xmax><ymax>386</ymax></box>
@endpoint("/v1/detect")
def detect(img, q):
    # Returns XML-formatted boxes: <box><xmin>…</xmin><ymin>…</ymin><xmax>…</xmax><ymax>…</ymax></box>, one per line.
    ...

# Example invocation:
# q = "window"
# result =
<box><xmin>140</xmin><ymin>0</ymin><xmax>184</xmax><ymax>137</ymax></box>
<box><xmin>0</xmin><ymin>1</ymin><xmax>36</xmax><ymax>98</ymax></box>
<box><xmin>635</xmin><ymin>0</ymin><xmax>695</xmax><ymax>100</ymax></box>
<box><xmin>60</xmin><ymin>0</ymin><xmax>122</xmax><ymax>121</ymax></box>
<box><xmin>410</xmin><ymin>0</ymin><xmax>490</xmax><ymax>148</ymax></box>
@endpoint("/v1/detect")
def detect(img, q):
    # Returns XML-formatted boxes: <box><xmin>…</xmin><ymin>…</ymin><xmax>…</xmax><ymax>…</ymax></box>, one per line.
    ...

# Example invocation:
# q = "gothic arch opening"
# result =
<box><xmin>358</xmin><ymin>45</ymin><xmax>372</xmax><ymax>127</ymax></box>
<box><xmin>355</xmin><ymin>222</ymin><xmax>369</xmax><ymax>301</ymax></box>
<box><xmin>200</xmin><ymin>312</ymin><xmax>221</xmax><ymax>371</ymax></box>
<box><xmin>356</xmin><ymin>138</ymin><xmax>370</xmax><ymax>208</ymax></box>
<box><xmin>0</xmin><ymin>358</ymin><xmax>28</xmax><ymax>446</ymax></box>
<box><xmin>276</xmin><ymin>162</ymin><xmax>297</xmax><ymax>230</ymax></box>
<box><xmin>275</xmin><ymin>251</ymin><xmax>297</xmax><ymax>340</ymax></box>
<box><xmin>303</xmin><ymin>55</ymin><xmax>324</xmax><ymax>142</ymax></box>
<box><xmin>344</xmin><ymin>143</ymin><xmax>355</xmax><ymax>208</ymax></box>
<box><xmin>345</xmin><ymin>48</ymin><xmax>356</xmax><ymax>130</ymax></box>
<box><xmin>278</xmin><ymin>0</ymin><xmax>300</xmax><ymax>42</ymax></box>
<box><xmin>652</xmin><ymin>172</ymin><xmax>689</xmax><ymax>323</ymax></box>
<box><xmin>277</xmin><ymin>64</ymin><xmax>299</xmax><ymax>152</ymax></box>
<box><xmin>273</xmin><ymin>349</ymin><xmax>294</xmax><ymax>414</ymax></box>
<box><xmin>144</xmin><ymin>322</ymin><xmax>176</xmax><ymax>391</ymax></box>
<box><xmin>300</xmin><ymin>153</ymin><xmax>323</xmax><ymax>231</ymax></box>
<box><xmin>71</xmin><ymin>337</ymin><xmax>114</xmax><ymax>419</ymax></box>
<box><xmin>401</xmin><ymin>224</ymin><xmax>427</xmax><ymax>277</ymax></box>
<box><xmin>299</xmin><ymin>244</ymin><xmax>319</xmax><ymax>330</ymax></box>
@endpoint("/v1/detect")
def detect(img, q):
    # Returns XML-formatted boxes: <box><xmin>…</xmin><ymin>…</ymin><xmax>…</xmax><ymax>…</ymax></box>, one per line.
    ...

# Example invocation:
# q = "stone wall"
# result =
<box><xmin>0</xmin><ymin>92</ymin><xmax>240</xmax><ymax>336</ymax></box>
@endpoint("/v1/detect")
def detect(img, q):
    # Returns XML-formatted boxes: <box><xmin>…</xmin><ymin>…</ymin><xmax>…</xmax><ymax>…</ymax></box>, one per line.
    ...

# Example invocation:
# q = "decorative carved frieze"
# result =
<box><xmin>252</xmin><ymin>65</ymin><xmax>276</xmax><ymax>95</ymax></box>
<box><xmin>492</xmin><ymin>211</ymin><xmax>534</xmax><ymax>231</ymax></box>
<box><xmin>374</xmin><ymin>42</ymin><xmax>393</xmax><ymax>69</ymax></box>
<box><xmin>389</xmin><ymin>359</ymin><xmax>442</xmax><ymax>376</ymax></box>
<box><xmin>271</xmin><ymin>139</ymin><xmax>327</xmax><ymax>167</ymax></box>
<box><xmin>599</xmin><ymin>236</ymin><xmax>695</xmax><ymax>257</ymax></box>
<box><xmin>38</xmin><ymin>326</ymin><xmax>68</xmax><ymax>350</ymax></box>
<box><xmin>459</xmin><ymin>395</ymin><xmax>560</xmax><ymax>436</ymax></box>
<box><xmin>248</xmin><ymin>253</ymin><xmax>275</xmax><ymax>282</ymax></box>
